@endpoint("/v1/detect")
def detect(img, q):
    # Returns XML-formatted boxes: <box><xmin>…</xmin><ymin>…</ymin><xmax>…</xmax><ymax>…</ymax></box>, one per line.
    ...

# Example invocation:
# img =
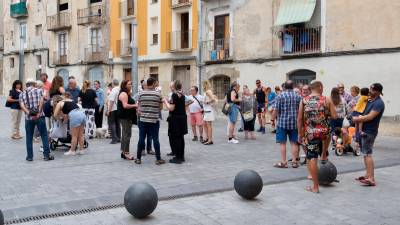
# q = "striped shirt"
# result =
<box><xmin>138</xmin><ymin>90</ymin><xmax>162</xmax><ymax>123</ymax></box>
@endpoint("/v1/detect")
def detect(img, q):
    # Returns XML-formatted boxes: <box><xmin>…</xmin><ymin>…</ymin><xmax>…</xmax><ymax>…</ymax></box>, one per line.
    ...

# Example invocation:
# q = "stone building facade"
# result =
<box><xmin>200</xmin><ymin>0</ymin><xmax>400</xmax><ymax>116</ymax></box>
<box><xmin>2</xmin><ymin>0</ymin><xmax>111</xmax><ymax>94</ymax></box>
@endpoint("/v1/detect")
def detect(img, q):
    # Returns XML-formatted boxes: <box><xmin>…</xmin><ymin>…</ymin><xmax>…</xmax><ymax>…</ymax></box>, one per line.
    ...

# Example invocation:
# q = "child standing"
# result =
<box><xmin>352</xmin><ymin>88</ymin><xmax>369</xmax><ymax>143</ymax></box>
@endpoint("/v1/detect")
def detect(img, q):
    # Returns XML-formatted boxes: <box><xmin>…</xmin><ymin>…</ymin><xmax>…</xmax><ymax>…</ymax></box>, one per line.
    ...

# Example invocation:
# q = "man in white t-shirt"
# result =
<box><xmin>187</xmin><ymin>86</ymin><xmax>204</xmax><ymax>142</ymax></box>
<box><xmin>106</xmin><ymin>79</ymin><xmax>121</xmax><ymax>144</ymax></box>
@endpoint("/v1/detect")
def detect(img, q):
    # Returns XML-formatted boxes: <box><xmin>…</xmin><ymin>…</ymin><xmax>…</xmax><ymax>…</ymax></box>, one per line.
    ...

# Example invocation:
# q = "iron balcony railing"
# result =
<box><xmin>84</xmin><ymin>45</ymin><xmax>107</xmax><ymax>63</ymax></box>
<box><xmin>47</xmin><ymin>12</ymin><xmax>72</xmax><ymax>31</ymax></box>
<box><xmin>119</xmin><ymin>39</ymin><xmax>132</xmax><ymax>56</ymax></box>
<box><xmin>10</xmin><ymin>1</ymin><xmax>28</xmax><ymax>18</ymax></box>
<box><xmin>202</xmin><ymin>38</ymin><xmax>230</xmax><ymax>62</ymax></box>
<box><xmin>53</xmin><ymin>52</ymin><xmax>68</xmax><ymax>65</ymax></box>
<box><xmin>77</xmin><ymin>5</ymin><xmax>105</xmax><ymax>25</ymax></box>
<box><xmin>280</xmin><ymin>27</ymin><xmax>321</xmax><ymax>56</ymax></box>
<box><xmin>170</xmin><ymin>0</ymin><xmax>192</xmax><ymax>8</ymax></box>
<box><xmin>167</xmin><ymin>30</ymin><xmax>193</xmax><ymax>52</ymax></box>
<box><xmin>120</xmin><ymin>0</ymin><xmax>135</xmax><ymax>19</ymax></box>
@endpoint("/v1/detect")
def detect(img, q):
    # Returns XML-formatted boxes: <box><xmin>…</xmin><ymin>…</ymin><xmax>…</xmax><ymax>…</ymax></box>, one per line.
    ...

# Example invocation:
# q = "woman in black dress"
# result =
<box><xmin>117</xmin><ymin>80</ymin><xmax>137</xmax><ymax>160</ymax></box>
<box><xmin>78</xmin><ymin>80</ymin><xmax>98</xmax><ymax>139</ymax></box>
<box><xmin>163</xmin><ymin>80</ymin><xmax>188</xmax><ymax>164</ymax></box>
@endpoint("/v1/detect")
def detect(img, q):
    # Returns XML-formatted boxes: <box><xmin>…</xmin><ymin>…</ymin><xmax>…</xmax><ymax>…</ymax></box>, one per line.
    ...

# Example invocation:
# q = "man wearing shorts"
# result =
<box><xmin>353</xmin><ymin>83</ymin><xmax>385</xmax><ymax>187</ymax></box>
<box><xmin>254</xmin><ymin>80</ymin><xmax>268</xmax><ymax>134</ymax></box>
<box><xmin>272</xmin><ymin>80</ymin><xmax>301</xmax><ymax>169</ymax></box>
<box><xmin>298</xmin><ymin>81</ymin><xmax>337</xmax><ymax>193</ymax></box>
<box><xmin>188</xmin><ymin>86</ymin><xmax>204</xmax><ymax>142</ymax></box>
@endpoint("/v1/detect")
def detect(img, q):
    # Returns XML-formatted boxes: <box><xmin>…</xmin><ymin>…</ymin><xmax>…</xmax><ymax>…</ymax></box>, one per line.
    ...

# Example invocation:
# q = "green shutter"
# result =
<box><xmin>274</xmin><ymin>0</ymin><xmax>317</xmax><ymax>26</ymax></box>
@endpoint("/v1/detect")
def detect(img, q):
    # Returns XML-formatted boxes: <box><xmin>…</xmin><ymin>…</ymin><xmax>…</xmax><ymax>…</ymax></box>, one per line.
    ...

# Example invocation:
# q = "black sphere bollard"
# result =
<box><xmin>318</xmin><ymin>160</ymin><xmax>338</xmax><ymax>185</ymax></box>
<box><xmin>0</xmin><ymin>209</ymin><xmax>3</xmax><ymax>225</ymax></box>
<box><xmin>234</xmin><ymin>170</ymin><xmax>263</xmax><ymax>199</ymax></box>
<box><xmin>124</xmin><ymin>183</ymin><xmax>158</xmax><ymax>219</ymax></box>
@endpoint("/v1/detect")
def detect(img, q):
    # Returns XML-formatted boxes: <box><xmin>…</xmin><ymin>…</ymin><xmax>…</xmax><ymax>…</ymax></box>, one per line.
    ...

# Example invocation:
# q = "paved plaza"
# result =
<box><xmin>0</xmin><ymin>98</ymin><xmax>400</xmax><ymax>224</ymax></box>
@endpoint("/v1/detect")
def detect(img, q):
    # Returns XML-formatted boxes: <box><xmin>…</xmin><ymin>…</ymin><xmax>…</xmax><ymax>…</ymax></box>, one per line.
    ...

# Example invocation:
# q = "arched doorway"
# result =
<box><xmin>287</xmin><ymin>69</ymin><xmax>316</xmax><ymax>85</ymax></box>
<box><xmin>88</xmin><ymin>66</ymin><xmax>104</xmax><ymax>88</ymax></box>
<box><xmin>57</xmin><ymin>69</ymin><xmax>69</xmax><ymax>89</ymax></box>
<box><xmin>210</xmin><ymin>75</ymin><xmax>231</xmax><ymax>99</ymax></box>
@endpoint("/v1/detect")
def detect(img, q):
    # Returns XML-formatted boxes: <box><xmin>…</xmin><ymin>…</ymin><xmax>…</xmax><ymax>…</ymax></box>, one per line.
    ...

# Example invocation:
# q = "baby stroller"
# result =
<box><xmin>331</xmin><ymin>127</ymin><xmax>360</xmax><ymax>156</ymax></box>
<box><xmin>49</xmin><ymin>118</ymin><xmax>89</xmax><ymax>151</ymax></box>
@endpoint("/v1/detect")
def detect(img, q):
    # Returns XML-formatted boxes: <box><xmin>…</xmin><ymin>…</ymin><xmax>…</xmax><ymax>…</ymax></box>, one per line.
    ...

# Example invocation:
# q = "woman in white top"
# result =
<box><xmin>202</xmin><ymin>80</ymin><xmax>217</xmax><ymax>145</ymax></box>
<box><xmin>330</xmin><ymin>87</ymin><xmax>347</xmax><ymax>131</ymax></box>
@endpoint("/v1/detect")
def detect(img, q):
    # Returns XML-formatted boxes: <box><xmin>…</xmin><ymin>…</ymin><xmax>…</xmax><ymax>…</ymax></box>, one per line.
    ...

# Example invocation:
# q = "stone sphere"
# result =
<box><xmin>124</xmin><ymin>183</ymin><xmax>158</xmax><ymax>218</ymax></box>
<box><xmin>318</xmin><ymin>160</ymin><xmax>338</xmax><ymax>185</ymax></box>
<box><xmin>234</xmin><ymin>170</ymin><xmax>263</xmax><ymax>199</ymax></box>
<box><xmin>0</xmin><ymin>209</ymin><xmax>3</xmax><ymax>225</ymax></box>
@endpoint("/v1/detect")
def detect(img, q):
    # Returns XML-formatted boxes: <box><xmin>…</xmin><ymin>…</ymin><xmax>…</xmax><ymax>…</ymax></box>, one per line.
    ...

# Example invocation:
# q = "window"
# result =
<box><xmin>211</xmin><ymin>75</ymin><xmax>230</xmax><ymax>99</ymax></box>
<box><xmin>149</xmin><ymin>67</ymin><xmax>159</xmax><ymax>81</ymax></box>
<box><xmin>36</xmin><ymin>55</ymin><xmax>42</xmax><ymax>66</ymax></box>
<box><xmin>59</xmin><ymin>3</ymin><xmax>68</xmax><ymax>11</ymax></box>
<box><xmin>35</xmin><ymin>25</ymin><xmax>42</xmax><ymax>36</ymax></box>
<box><xmin>20</xmin><ymin>23</ymin><xmax>27</xmax><ymax>48</ymax></box>
<box><xmin>151</xmin><ymin>0</ymin><xmax>158</xmax><ymax>3</ymax></box>
<box><xmin>58</xmin><ymin>33</ymin><xmax>67</xmax><ymax>56</ymax></box>
<box><xmin>90</xmin><ymin>28</ymin><xmax>102</xmax><ymax>52</ymax></box>
<box><xmin>10</xmin><ymin>58</ymin><xmax>15</xmax><ymax>68</ymax></box>
<box><xmin>90</xmin><ymin>0</ymin><xmax>102</xmax><ymax>4</ymax></box>
<box><xmin>151</xmin><ymin>17</ymin><xmax>158</xmax><ymax>45</ymax></box>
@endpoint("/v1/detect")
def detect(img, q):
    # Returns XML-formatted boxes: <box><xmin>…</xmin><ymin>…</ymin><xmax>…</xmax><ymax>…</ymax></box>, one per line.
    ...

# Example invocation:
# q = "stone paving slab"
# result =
<box><xmin>1</xmin><ymin>98</ymin><xmax>400</xmax><ymax>221</ymax></box>
<box><xmin>14</xmin><ymin>166</ymin><xmax>400</xmax><ymax>225</ymax></box>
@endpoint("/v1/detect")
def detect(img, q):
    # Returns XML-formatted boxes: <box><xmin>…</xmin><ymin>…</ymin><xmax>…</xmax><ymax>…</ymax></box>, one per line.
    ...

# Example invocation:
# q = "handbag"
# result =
<box><xmin>243</xmin><ymin>111</ymin><xmax>254</xmax><ymax>122</ymax></box>
<box><xmin>342</xmin><ymin>117</ymin><xmax>350</xmax><ymax>128</ymax></box>
<box><xmin>222</xmin><ymin>102</ymin><xmax>231</xmax><ymax>115</ymax></box>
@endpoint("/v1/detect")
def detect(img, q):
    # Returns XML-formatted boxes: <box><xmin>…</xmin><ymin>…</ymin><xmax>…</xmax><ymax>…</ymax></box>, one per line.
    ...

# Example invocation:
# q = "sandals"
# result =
<box><xmin>200</xmin><ymin>139</ymin><xmax>209</xmax><ymax>144</ymax></box>
<box><xmin>291</xmin><ymin>161</ymin><xmax>299</xmax><ymax>168</ymax></box>
<box><xmin>121</xmin><ymin>152</ymin><xmax>134</xmax><ymax>160</ymax></box>
<box><xmin>360</xmin><ymin>179</ymin><xmax>376</xmax><ymax>186</ymax></box>
<box><xmin>305</xmin><ymin>186</ymin><xmax>320</xmax><ymax>193</ymax></box>
<box><xmin>203</xmin><ymin>141</ymin><xmax>214</xmax><ymax>145</ymax></box>
<box><xmin>355</xmin><ymin>176</ymin><xmax>366</xmax><ymax>181</ymax></box>
<box><xmin>273</xmin><ymin>162</ymin><xmax>288</xmax><ymax>168</ymax></box>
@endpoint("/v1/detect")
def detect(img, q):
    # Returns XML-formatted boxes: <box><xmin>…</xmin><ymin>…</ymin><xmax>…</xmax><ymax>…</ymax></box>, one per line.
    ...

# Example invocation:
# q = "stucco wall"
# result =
<box><xmin>204</xmin><ymin>52</ymin><xmax>400</xmax><ymax>116</ymax></box>
<box><xmin>326</xmin><ymin>0</ymin><xmax>400</xmax><ymax>52</ymax></box>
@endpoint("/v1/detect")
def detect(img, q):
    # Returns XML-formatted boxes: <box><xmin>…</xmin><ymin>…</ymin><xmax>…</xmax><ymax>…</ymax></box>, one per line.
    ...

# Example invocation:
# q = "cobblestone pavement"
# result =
<box><xmin>16</xmin><ymin>166</ymin><xmax>400</xmax><ymax>225</ymax></box>
<box><xmin>0</xmin><ymin>98</ymin><xmax>399</xmax><ymax>222</ymax></box>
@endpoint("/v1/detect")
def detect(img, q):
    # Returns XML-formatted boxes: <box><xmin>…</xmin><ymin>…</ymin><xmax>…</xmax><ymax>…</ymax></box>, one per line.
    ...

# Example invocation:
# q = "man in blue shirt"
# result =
<box><xmin>271</xmin><ymin>80</ymin><xmax>302</xmax><ymax>168</ymax></box>
<box><xmin>65</xmin><ymin>78</ymin><xmax>80</xmax><ymax>103</ymax></box>
<box><xmin>353</xmin><ymin>83</ymin><xmax>385</xmax><ymax>187</ymax></box>
<box><xmin>94</xmin><ymin>80</ymin><xmax>105</xmax><ymax>128</ymax></box>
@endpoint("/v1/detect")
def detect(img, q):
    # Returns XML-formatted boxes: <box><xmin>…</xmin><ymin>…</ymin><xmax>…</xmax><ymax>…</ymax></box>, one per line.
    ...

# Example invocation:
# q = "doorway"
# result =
<box><xmin>123</xmin><ymin>68</ymin><xmax>132</xmax><ymax>81</ymax></box>
<box><xmin>173</xmin><ymin>66</ymin><xmax>191</xmax><ymax>95</ymax></box>
<box><xmin>180</xmin><ymin>13</ymin><xmax>189</xmax><ymax>49</ymax></box>
<box><xmin>287</xmin><ymin>69</ymin><xmax>316</xmax><ymax>85</ymax></box>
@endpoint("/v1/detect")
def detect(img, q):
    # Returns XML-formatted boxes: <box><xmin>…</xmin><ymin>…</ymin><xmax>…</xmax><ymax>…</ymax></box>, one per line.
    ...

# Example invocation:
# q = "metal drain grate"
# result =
<box><xmin>5</xmin><ymin>204</ymin><xmax>124</xmax><ymax>225</ymax></box>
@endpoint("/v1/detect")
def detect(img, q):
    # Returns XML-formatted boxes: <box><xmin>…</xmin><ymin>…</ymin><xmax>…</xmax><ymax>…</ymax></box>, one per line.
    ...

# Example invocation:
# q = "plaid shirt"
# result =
<box><xmin>274</xmin><ymin>90</ymin><xmax>301</xmax><ymax>130</ymax></box>
<box><xmin>19</xmin><ymin>87</ymin><xmax>44</xmax><ymax>120</ymax></box>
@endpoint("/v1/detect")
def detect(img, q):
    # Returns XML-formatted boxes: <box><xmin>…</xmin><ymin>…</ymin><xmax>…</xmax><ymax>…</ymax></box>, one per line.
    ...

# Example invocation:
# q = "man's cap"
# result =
<box><xmin>371</xmin><ymin>83</ymin><xmax>383</xmax><ymax>95</ymax></box>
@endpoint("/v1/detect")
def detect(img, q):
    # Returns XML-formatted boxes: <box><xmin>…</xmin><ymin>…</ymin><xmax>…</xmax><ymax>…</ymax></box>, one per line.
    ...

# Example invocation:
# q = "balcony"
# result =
<box><xmin>84</xmin><ymin>45</ymin><xmax>107</xmax><ymax>63</ymax></box>
<box><xmin>170</xmin><ymin>0</ymin><xmax>192</xmax><ymax>9</ymax></box>
<box><xmin>167</xmin><ymin>30</ymin><xmax>193</xmax><ymax>52</ymax></box>
<box><xmin>119</xmin><ymin>39</ymin><xmax>132</xmax><ymax>56</ymax></box>
<box><xmin>77</xmin><ymin>5</ymin><xmax>105</xmax><ymax>25</ymax></box>
<box><xmin>120</xmin><ymin>0</ymin><xmax>135</xmax><ymax>20</ymax></box>
<box><xmin>280</xmin><ymin>27</ymin><xmax>321</xmax><ymax>56</ymax></box>
<box><xmin>10</xmin><ymin>1</ymin><xmax>28</xmax><ymax>18</ymax></box>
<box><xmin>53</xmin><ymin>52</ymin><xmax>68</xmax><ymax>65</ymax></box>
<box><xmin>47</xmin><ymin>12</ymin><xmax>72</xmax><ymax>31</ymax></box>
<box><xmin>202</xmin><ymin>38</ymin><xmax>231</xmax><ymax>62</ymax></box>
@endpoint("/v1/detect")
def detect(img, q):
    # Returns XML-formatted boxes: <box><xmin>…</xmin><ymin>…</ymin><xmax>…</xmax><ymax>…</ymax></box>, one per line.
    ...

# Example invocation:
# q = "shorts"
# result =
<box><xmin>228</xmin><ymin>104</ymin><xmax>239</xmax><ymax>124</ymax></box>
<box><xmin>257</xmin><ymin>103</ymin><xmax>266</xmax><ymax>113</ymax></box>
<box><xmin>190</xmin><ymin>112</ymin><xmax>204</xmax><ymax>126</ymax></box>
<box><xmin>305</xmin><ymin>139</ymin><xmax>323</xmax><ymax>160</ymax></box>
<box><xmin>68</xmin><ymin>109</ymin><xmax>86</xmax><ymax>128</ymax></box>
<box><xmin>361</xmin><ymin>133</ymin><xmax>377</xmax><ymax>155</ymax></box>
<box><xmin>276</xmin><ymin>127</ymin><xmax>298</xmax><ymax>143</ymax></box>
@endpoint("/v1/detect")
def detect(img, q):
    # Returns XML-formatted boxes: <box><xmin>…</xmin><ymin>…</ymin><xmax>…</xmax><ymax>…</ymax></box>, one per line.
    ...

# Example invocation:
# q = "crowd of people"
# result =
<box><xmin>5</xmin><ymin>73</ymin><xmax>385</xmax><ymax>193</ymax></box>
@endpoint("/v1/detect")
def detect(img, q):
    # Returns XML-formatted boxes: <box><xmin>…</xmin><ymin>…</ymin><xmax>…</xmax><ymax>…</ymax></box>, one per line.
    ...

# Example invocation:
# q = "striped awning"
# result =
<box><xmin>274</xmin><ymin>0</ymin><xmax>317</xmax><ymax>26</ymax></box>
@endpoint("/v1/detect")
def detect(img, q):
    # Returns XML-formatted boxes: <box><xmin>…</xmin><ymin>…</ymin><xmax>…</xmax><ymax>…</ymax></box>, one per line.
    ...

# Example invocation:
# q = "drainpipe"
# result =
<box><xmin>197</xmin><ymin>0</ymin><xmax>203</xmax><ymax>94</ymax></box>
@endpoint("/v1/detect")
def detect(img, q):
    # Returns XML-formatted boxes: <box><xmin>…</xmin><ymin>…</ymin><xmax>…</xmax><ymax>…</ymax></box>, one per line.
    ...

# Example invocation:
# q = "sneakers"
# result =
<box><xmin>64</xmin><ymin>150</ymin><xmax>76</xmax><ymax>156</ymax></box>
<box><xmin>192</xmin><ymin>136</ymin><xmax>198</xmax><ymax>141</ymax></box>
<box><xmin>39</xmin><ymin>146</ymin><xmax>44</xmax><ymax>152</ymax></box>
<box><xmin>78</xmin><ymin>150</ymin><xmax>86</xmax><ymax>155</ymax></box>
<box><xmin>238</xmin><ymin>128</ymin><xmax>244</xmax><ymax>132</ymax></box>
<box><xmin>228</xmin><ymin>138</ymin><xmax>239</xmax><ymax>144</ymax></box>
<box><xmin>147</xmin><ymin>150</ymin><xmax>156</xmax><ymax>155</ymax></box>
<box><xmin>43</xmin><ymin>155</ymin><xmax>55</xmax><ymax>161</ymax></box>
<box><xmin>169</xmin><ymin>158</ymin><xmax>183</xmax><ymax>164</ymax></box>
<box><xmin>261</xmin><ymin>127</ymin><xmax>266</xmax><ymax>134</ymax></box>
